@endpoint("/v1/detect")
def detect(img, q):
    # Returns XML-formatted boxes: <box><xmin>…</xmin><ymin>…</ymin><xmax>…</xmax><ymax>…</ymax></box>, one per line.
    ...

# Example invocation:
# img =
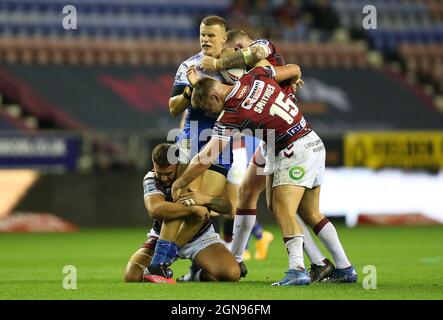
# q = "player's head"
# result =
<box><xmin>151</xmin><ymin>143</ymin><xmax>179</xmax><ymax>187</ymax></box>
<box><xmin>191</xmin><ymin>77</ymin><xmax>224</xmax><ymax>113</ymax></box>
<box><xmin>200</xmin><ymin>15</ymin><xmax>227</xmax><ymax>58</ymax></box>
<box><xmin>226</xmin><ymin>29</ymin><xmax>253</xmax><ymax>49</ymax></box>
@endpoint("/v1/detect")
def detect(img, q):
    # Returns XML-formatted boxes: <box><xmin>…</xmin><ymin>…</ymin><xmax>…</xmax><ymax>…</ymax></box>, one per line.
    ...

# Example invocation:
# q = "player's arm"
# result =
<box><xmin>144</xmin><ymin>193</ymin><xmax>207</xmax><ymax>220</ymax></box>
<box><xmin>200</xmin><ymin>44</ymin><xmax>271</xmax><ymax>71</ymax></box>
<box><xmin>274</xmin><ymin>64</ymin><xmax>301</xmax><ymax>83</ymax></box>
<box><xmin>169</xmin><ymin>65</ymin><xmax>200</xmax><ymax>117</ymax></box>
<box><xmin>169</xmin><ymin>86</ymin><xmax>192</xmax><ymax>118</ymax></box>
<box><xmin>178</xmin><ymin>189</ymin><xmax>233</xmax><ymax>216</ymax></box>
<box><xmin>179</xmin><ymin>109</ymin><xmax>188</xmax><ymax>129</ymax></box>
<box><xmin>244</xmin><ymin>55</ymin><xmax>301</xmax><ymax>83</ymax></box>
<box><xmin>171</xmin><ymin>138</ymin><xmax>228</xmax><ymax>199</ymax></box>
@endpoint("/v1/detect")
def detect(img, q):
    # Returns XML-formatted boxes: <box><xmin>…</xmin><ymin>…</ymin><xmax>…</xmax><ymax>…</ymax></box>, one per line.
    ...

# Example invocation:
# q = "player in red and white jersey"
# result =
<box><xmin>211</xmin><ymin>66</ymin><xmax>309</xmax><ymax>155</ymax></box>
<box><xmin>201</xmin><ymin>30</ymin><xmax>356</xmax><ymax>284</ymax></box>
<box><xmin>200</xmin><ymin>29</ymin><xmax>302</xmax><ymax>98</ymax></box>
<box><xmin>172</xmin><ymin>62</ymin><xmax>357</xmax><ymax>286</ymax></box>
<box><xmin>124</xmin><ymin>143</ymin><xmax>240</xmax><ymax>283</ymax></box>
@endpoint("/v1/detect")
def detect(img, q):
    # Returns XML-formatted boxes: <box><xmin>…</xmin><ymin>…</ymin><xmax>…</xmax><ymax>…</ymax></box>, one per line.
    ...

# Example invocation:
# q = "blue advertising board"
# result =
<box><xmin>0</xmin><ymin>135</ymin><xmax>80</xmax><ymax>171</ymax></box>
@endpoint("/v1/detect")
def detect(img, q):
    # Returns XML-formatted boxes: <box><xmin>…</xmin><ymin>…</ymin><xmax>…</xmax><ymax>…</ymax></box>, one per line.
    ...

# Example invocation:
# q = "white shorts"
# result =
<box><xmin>227</xmin><ymin>148</ymin><xmax>248</xmax><ymax>185</ymax></box>
<box><xmin>265</xmin><ymin>130</ymin><xmax>326</xmax><ymax>189</ymax></box>
<box><xmin>147</xmin><ymin>225</ymin><xmax>222</xmax><ymax>261</ymax></box>
<box><xmin>176</xmin><ymin>138</ymin><xmax>192</xmax><ymax>164</ymax></box>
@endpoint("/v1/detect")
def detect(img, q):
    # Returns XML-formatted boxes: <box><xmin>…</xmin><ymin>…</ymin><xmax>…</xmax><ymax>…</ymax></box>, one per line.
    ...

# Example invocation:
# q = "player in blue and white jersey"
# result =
<box><xmin>146</xmin><ymin>16</ymin><xmax>244</xmax><ymax>278</ymax></box>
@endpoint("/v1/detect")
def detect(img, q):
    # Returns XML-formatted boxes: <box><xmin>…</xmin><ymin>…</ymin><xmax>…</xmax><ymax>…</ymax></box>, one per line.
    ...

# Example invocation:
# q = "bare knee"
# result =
<box><xmin>124</xmin><ymin>263</ymin><xmax>144</xmax><ymax>282</ymax></box>
<box><xmin>238</xmin><ymin>184</ymin><xmax>260</xmax><ymax>208</ymax></box>
<box><xmin>272</xmin><ymin>205</ymin><xmax>288</xmax><ymax>219</ymax></box>
<box><xmin>298</xmin><ymin>208</ymin><xmax>324</xmax><ymax>228</ymax></box>
<box><xmin>213</xmin><ymin>264</ymin><xmax>240</xmax><ymax>282</ymax></box>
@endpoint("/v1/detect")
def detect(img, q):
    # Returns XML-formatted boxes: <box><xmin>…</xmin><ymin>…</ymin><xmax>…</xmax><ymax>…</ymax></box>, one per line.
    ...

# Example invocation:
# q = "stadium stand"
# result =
<box><xmin>0</xmin><ymin>0</ymin><xmax>442</xmax><ymax>169</ymax></box>
<box><xmin>0</xmin><ymin>0</ymin><xmax>441</xmax><ymax>235</ymax></box>
<box><xmin>0</xmin><ymin>113</ymin><xmax>17</xmax><ymax>129</ymax></box>
<box><xmin>0</xmin><ymin>0</ymin><xmax>230</xmax><ymax>39</ymax></box>
<box><xmin>399</xmin><ymin>43</ymin><xmax>443</xmax><ymax>93</ymax></box>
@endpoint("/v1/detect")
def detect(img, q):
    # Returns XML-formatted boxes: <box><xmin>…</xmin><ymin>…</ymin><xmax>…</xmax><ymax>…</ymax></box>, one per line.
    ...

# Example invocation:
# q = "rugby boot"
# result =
<box><xmin>309</xmin><ymin>258</ymin><xmax>335</xmax><ymax>282</ymax></box>
<box><xmin>272</xmin><ymin>269</ymin><xmax>311</xmax><ymax>286</ymax></box>
<box><xmin>321</xmin><ymin>265</ymin><xmax>358</xmax><ymax>283</ymax></box>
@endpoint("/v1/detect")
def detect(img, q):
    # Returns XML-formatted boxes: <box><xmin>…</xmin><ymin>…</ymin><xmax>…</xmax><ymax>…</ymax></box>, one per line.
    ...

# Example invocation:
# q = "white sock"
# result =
<box><xmin>231</xmin><ymin>211</ymin><xmax>256</xmax><ymax>262</ymax></box>
<box><xmin>285</xmin><ymin>235</ymin><xmax>305</xmax><ymax>270</ymax></box>
<box><xmin>316</xmin><ymin>220</ymin><xmax>351</xmax><ymax>269</ymax></box>
<box><xmin>296</xmin><ymin>215</ymin><xmax>326</xmax><ymax>266</ymax></box>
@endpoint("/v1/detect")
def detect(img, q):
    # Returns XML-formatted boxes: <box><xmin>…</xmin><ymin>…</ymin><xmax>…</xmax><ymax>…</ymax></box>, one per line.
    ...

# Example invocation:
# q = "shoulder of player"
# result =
<box><xmin>143</xmin><ymin>171</ymin><xmax>156</xmax><ymax>182</ymax></box>
<box><xmin>181</xmin><ymin>52</ymin><xmax>204</xmax><ymax>66</ymax></box>
<box><xmin>224</xmin><ymin>81</ymin><xmax>242</xmax><ymax>102</ymax></box>
<box><xmin>253</xmin><ymin>38</ymin><xmax>271</xmax><ymax>46</ymax></box>
<box><xmin>143</xmin><ymin>172</ymin><xmax>167</xmax><ymax>198</ymax></box>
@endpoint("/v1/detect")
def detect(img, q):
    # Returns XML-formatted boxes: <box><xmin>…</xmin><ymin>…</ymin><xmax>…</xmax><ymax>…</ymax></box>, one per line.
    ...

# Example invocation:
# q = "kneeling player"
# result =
<box><xmin>124</xmin><ymin>143</ymin><xmax>240</xmax><ymax>283</ymax></box>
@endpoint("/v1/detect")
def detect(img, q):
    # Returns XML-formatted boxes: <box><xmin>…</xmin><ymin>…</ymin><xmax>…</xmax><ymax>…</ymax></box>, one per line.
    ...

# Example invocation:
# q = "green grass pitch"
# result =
<box><xmin>1</xmin><ymin>225</ymin><xmax>442</xmax><ymax>300</ymax></box>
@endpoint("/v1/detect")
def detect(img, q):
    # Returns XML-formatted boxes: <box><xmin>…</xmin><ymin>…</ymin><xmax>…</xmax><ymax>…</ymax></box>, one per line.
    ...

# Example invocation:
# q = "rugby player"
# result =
<box><xmin>172</xmin><ymin>61</ymin><xmax>357</xmax><ymax>286</ymax></box>
<box><xmin>180</xmin><ymin>135</ymin><xmax>275</xmax><ymax>263</ymax></box>
<box><xmin>199</xmin><ymin>29</ymin><xmax>356</xmax><ymax>284</ymax></box>
<box><xmin>148</xmin><ymin>18</ymin><xmax>284</xmax><ymax>279</ymax></box>
<box><xmin>146</xmin><ymin>16</ymin><xmax>239</xmax><ymax>278</ymax></box>
<box><xmin>124</xmin><ymin>143</ymin><xmax>240</xmax><ymax>283</ymax></box>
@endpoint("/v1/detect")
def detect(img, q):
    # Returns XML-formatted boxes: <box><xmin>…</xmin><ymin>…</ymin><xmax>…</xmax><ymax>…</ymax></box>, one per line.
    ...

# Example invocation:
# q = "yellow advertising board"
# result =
<box><xmin>344</xmin><ymin>131</ymin><xmax>443</xmax><ymax>169</ymax></box>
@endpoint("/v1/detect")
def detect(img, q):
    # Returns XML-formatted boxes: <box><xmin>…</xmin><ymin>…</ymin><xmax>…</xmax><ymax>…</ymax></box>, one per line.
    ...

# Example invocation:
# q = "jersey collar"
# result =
<box><xmin>224</xmin><ymin>81</ymin><xmax>241</xmax><ymax>102</ymax></box>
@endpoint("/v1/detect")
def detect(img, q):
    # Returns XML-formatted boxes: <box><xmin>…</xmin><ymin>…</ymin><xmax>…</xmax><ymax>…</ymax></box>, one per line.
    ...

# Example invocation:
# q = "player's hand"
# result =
<box><xmin>291</xmin><ymin>78</ymin><xmax>304</xmax><ymax>93</ymax></box>
<box><xmin>186</xmin><ymin>65</ymin><xmax>200</xmax><ymax>87</ymax></box>
<box><xmin>191</xmin><ymin>205</ymin><xmax>210</xmax><ymax>220</ymax></box>
<box><xmin>199</xmin><ymin>56</ymin><xmax>218</xmax><ymax>72</ymax></box>
<box><xmin>179</xmin><ymin>190</ymin><xmax>212</xmax><ymax>207</ymax></box>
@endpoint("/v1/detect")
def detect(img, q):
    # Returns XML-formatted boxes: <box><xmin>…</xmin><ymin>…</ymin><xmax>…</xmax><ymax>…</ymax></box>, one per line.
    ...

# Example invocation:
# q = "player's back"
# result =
<box><xmin>216</xmin><ymin>67</ymin><xmax>311</xmax><ymax>154</ymax></box>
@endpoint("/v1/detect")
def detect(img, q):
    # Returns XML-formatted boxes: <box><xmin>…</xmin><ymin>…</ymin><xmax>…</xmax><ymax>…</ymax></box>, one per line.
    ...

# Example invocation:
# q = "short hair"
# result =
<box><xmin>201</xmin><ymin>15</ymin><xmax>227</xmax><ymax>31</ymax></box>
<box><xmin>226</xmin><ymin>29</ymin><xmax>250</xmax><ymax>44</ymax></box>
<box><xmin>151</xmin><ymin>143</ymin><xmax>178</xmax><ymax>167</ymax></box>
<box><xmin>191</xmin><ymin>77</ymin><xmax>218</xmax><ymax>111</ymax></box>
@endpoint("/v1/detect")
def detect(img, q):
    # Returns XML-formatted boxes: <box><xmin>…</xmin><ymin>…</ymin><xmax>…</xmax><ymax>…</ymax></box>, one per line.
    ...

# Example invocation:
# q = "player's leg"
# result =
<box><xmin>222</xmin><ymin>217</ymin><xmax>234</xmax><ymax>246</ymax></box>
<box><xmin>147</xmin><ymin>163</ymin><xmax>203</xmax><ymax>278</ymax></box>
<box><xmin>218</xmin><ymin>181</ymin><xmax>238</xmax><ymax>249</ymax></box>
<box><xmin>298</xmin><ymin>185</ymin><xmax>357</xmax><ymax>283</ymax></box>
<box><xmin>177</xmin><ymin>225</ymin><xmax>240</xmax><ymax>282</ymax></box>
<box><xmin>230</xmin><ymin>161</ymin><xmax>266</xmax><ymax>263</ymax></box>
<box><xmin>173</xmin><ymin>169</ymin><xmax>228</xmax><ymax>247</ymax></box>
<box><xmin>295</xmin><ymin>214</ymin><xmax>335</xmax><ymax>282</ymax></box>
<box><xmin>270</xmin><ymin>184</ymin><xmax>311</xmax><ymax>286</ymax></box>
<box><xmin>124</xmin><ymin>237</ymin><xmax>156</xmax><ymax>282</ymax></box>
<box><xmin>194</xmin><ymin>243</ymin><xmax>240</xmax><ymax>282</ymax></box>
<box><xmin>148</xmin><ymin>168</ymin><xmax>228</xmax><ymax>276</ymax></box>
<box><xmin>268</xmin><ymin>131</ymin><xmax>332</xmax><ymax>286</ymax></box>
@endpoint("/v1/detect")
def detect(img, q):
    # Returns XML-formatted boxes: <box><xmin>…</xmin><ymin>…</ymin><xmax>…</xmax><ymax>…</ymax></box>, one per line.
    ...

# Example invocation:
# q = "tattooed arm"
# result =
<box><xmin>200</xmin><ymin>44</ymin><xmax>271</xmax><ymax>71</ymax></box>
<box><xmin>178</xmin><ymin>190</ymin><xmax>233</xmax><ymax>216</ymax></box>
<box><xmin>207</xmin><ymin>197</ymin><xmax>233</xmax><ymax>216</ymax></box>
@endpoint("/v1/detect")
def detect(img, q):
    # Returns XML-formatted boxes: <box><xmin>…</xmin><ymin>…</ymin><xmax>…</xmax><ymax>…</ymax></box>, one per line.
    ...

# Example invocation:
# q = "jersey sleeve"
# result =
<box><xmin>173</xmin><ymin>62</ymin><xmax>190</xmax><ymax>87</ymax></box>
<box><xmin>143</xmin><ymin>172</ymin><xmax>165</xmax><ymax>198</ymax></box>
<box><xmin>211</xmin><ymin>111</ymin><xmax>239</xmax><ymax>142</ymax></box>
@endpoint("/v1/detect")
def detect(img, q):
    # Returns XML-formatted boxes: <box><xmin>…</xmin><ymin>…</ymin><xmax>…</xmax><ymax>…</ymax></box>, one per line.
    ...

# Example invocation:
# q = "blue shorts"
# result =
<box><xmin>176</xmin><ymin>128</ymin><xmax>233</xmax><ymax>177</ymax></box>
